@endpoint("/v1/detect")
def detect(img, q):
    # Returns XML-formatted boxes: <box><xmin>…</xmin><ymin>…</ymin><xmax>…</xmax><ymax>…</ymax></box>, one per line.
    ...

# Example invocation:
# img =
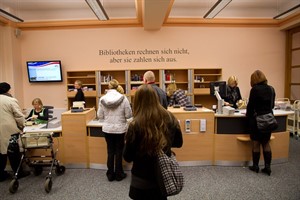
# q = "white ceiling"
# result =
<box><xmin>1</xmin><ymin>0</ymin><xmax>300</xmax><ymax>29</ymax></box>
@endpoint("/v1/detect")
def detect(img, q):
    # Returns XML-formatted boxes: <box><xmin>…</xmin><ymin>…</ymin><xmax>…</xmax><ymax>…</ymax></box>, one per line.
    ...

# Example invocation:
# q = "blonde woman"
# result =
<box><xmin>166</xmin><ymin>83</ymin><xmax>188</xmax><ymax>107</ymax></box>
<box><xmin>97</xmin><ymin>79</ymin><xmax>132</xmax><ymax>181</ymax></box>
<box><xmin>224</xmin><ymin>76</ymin><xmax>242</xmax><ymax>109</ymax></box>
<box><xmin>74</xmin><ymin>80</ymin><xmax>85</xmax><ymax>102</ymax></box>
<box><xmin>26</xmin><ymin>98</ymin><xmax>49</xmax><ymax>123</ymax></box>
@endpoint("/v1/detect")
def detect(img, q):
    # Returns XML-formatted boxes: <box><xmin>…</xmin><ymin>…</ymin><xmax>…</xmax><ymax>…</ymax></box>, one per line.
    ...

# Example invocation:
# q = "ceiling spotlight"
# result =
<box><xmin>273</xmin><ymin>4</ymin><xmax>300</xmax><ymax>19</ymax></box>
<box><xmin>85</xmin><ymin>0</ymin><xmax>109</xmax><ymax>21</ymax></box>
<box><xmin>0</xmin><ymin>8</ymin><xmax>24</xmax><ymax>22</ymax></box>
<box><xmin>204</xmin><ymin>0</ymin><xmax>232</xmax><ymax>19</ymax></box>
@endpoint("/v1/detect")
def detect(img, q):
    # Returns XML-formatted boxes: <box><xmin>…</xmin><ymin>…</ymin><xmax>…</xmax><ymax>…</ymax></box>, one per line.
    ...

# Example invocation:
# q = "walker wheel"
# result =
<box><xmin>55</xmin><ymin>165</ymin><xmax>66</xmax><ymax>176</ymax></box>
<box><xmin>9</xmin><ymin>179</ymin><xmax>19</xmax><ymax>194</ymax></box>
<box><xmin>44</xmin><ymin>178</ymin><xmax>52</xmax><ymax>193</ymax></box>
<box><xmin>34</xmin><ymin>166</ymin><xmax>43</xmax><ymax>176</ymax></box>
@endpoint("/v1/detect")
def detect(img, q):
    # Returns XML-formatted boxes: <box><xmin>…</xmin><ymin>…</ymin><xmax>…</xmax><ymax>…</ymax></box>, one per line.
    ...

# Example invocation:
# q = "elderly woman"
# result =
<box><xmin>0</xmin><ymin>82</ymin><xmax>29</xmax><ymax>181</ymax></box>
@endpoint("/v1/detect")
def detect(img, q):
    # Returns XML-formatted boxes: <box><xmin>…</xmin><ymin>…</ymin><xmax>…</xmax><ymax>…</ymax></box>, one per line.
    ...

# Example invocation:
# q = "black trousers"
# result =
<box><xmin>0</xmin><ymin>153</ymin><xmax>8</xmax><ymax>178</ymax></box>
<box><xmin>104</xmin><ymin>132</ymin><xmax>125</xmax><ymax>175</ymax></box>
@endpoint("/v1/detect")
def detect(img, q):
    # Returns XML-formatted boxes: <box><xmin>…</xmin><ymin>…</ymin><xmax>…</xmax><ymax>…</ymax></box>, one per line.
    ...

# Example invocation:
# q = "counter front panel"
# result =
<box><xmin>216</xmin><ymin>116</ymin><xmax>287</xmax><ymax>134</ymax></box>
<box><xmin>168</xmin><ymin>107</ymin><xmax>215</xmax><ymax>165</ymax></box>
<box><xmin>62</xmin><ymin>109</ymin><xmax>96</xmax><ymax>168</ymax></box>
<box><xmin>214</xmin><ymin>110</ymin><xmax>293</xmax><ymax>166</ymax></box>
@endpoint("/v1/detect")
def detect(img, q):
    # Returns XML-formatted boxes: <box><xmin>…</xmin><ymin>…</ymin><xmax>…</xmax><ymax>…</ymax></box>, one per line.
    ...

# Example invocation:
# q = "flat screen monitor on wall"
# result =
<box><xmin>210</xmin><ymin>81</ymin><xmax>227</xmax><ymax>99</ymax></box>
<box><xmin>27</xmin><ymin>60</ymin><xmax>63</xmax><ymax>83</ymax></box>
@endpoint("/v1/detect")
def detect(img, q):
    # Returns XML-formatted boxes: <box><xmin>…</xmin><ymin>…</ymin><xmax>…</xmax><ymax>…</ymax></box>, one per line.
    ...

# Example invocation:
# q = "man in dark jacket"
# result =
<box><xmin>143</xmin><ymin>71</ymin><xmax>168</xmax><ymax>109</ymax></box>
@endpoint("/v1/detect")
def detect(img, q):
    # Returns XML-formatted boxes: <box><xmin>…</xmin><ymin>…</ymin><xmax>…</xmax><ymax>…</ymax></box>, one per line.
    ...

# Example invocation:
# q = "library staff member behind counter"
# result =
<box><xmin>223</xmin><ymin>76</ymin><xmax>242</xmax><ymax>109</ymax></box>
<box><xmin>26</xmin><ymin>98</ymin><xmax>49</xmax><ymax>125</ymax></box>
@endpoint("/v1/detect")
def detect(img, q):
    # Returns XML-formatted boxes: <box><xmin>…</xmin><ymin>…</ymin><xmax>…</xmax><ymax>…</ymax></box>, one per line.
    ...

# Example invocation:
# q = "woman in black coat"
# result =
<box><xmin>123</xmin><ymin>84</ymin><xmax>183</xmax><ymax>200</ymax></box>
<box><xmin>224</xmin><ymin>76</ymin><xmax>242</xmax><ymax>109</ymax></box>
<box><xmin>74</xmin><ymin>80</ymin><xmax>85</xmax><ymax>102</ymax></box>
<box><xmin>246</xmin><ymin>70</ymin><xmax>275</xmax><ymax>176</ymax></box>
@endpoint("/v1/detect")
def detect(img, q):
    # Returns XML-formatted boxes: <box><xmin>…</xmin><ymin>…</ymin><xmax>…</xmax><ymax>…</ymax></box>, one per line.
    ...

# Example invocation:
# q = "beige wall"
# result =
<box><xmin>8</xmin><ymin>26</ymin><xmax>285</xmax><ymax>109</ymax></box>
<box><xmin>0</xmin><ymin>26</ymin><xmax>24</xmax><ymax>107</ymax></box>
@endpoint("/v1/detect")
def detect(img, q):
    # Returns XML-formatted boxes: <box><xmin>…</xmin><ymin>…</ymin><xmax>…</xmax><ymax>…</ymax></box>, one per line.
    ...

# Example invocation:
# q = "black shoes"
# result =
<box><xmin>107</xmin><ymin>171</ymin><xmax>127</xmax><ymax>181</ymax></box>
<box><xmin>249</xmin><ymin>166</ymin><xmax>272</xmax><ymax>176</ymax></box>
<box><xmin>261</xmin><ymin>168</ymin><xmax>271</xmax><ymax>176</ymax></box>
<box><xmin>0</xmin><ymin>171</ymin><xmax>10</xmax><ymax>182</ymax></box>
<box><xmin>106</xmin><ymin>172</ymin><xmax>115</xmax><ymax>182</ymax></box>
<box><xmin>249</xmin><ymin>166</ymin><xmax>259</xmax><ymax>173</ymax></box>
<box><xmin>115</xmin><ymin>173</ymin><xmax>127</xmax><ymax>181</ymax></box>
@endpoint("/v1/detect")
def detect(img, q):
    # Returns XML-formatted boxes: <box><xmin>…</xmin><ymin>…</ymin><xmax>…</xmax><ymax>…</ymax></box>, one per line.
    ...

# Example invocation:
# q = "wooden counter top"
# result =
<box><xmin>215</xmin><ymin>109</ymin><xmax>294</xmax><ymax>118</ymax></box>
<box><xmin>62</xmin><ymin>108</ymin><xmax>95</xmax><ymax>115</ymax></box>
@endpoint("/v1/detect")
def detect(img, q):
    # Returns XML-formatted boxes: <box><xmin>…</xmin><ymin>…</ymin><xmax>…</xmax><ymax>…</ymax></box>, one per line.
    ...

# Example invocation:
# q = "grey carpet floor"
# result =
<box><xmin>1</xmin><ymin>137</ymin><xmax>300</xmax><ymax>200</ymax></box>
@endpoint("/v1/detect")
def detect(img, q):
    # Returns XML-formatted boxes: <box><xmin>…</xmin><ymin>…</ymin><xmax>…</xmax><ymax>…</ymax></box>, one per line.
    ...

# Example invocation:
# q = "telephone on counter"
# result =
<box><xmin>184</xmin><ymin>104</ymin><xmax>197</xmax><ymax>111</ymax></box>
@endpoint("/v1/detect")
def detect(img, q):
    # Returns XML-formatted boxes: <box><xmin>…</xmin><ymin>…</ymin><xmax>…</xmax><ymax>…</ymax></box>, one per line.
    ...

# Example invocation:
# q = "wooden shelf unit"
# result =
<box><xmin>66</xmin><ymin>68</ymin><xmax>222</xmax><ymax>110</ymax></box>
<box><xmin>192</xmin><ymin>68</ymin><xmax>222</xmax><ymax>108</ymax></box>
<box><xmin>98</xmin><ymin>70</ymin><xmax>127</xmax><ymax>96</ymax></box>
<box><xmin>66</xmin><ymin>71</ymin><xmax>97</xmax><ymax>109</ymax></box>
<box><xmin>162</xmin><ymin>69</ymin><xmax>190</xmax><ymax>91</ymax></box>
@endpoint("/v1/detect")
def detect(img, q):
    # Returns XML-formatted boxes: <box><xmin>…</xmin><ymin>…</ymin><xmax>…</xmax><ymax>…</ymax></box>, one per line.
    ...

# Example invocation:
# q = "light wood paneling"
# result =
<box><xmin>88</xmin><ymin>137</ymin><xmax>107</xmax><ymax>164</ymax></box>
<box><xmin>170</xmin><ymin>107</ymin><xmax>215</xmax><ymax>163</ymax></box>
<box><xmin>214</xmin><ymin>131</ymin><xmax>289</xmax><ymax>163</ymax></box>
<box><xmin>62</xmin><ymin>109</ymin><xmax>95</xmax><ymax>167</ymax></box>
<box><xmin>270</xmin><ymin>131</ymin><xmax>290</xmax><ymax>159</ymax></box>
<box><xmin>173</xmin><ymin>133</ymin><xmax>214</xmax><ymax>162</ymax></box>
<box><xmin>170</xmin><ymin>107</ymin><xmax>215</xmax><ymax>134</ymax></box>
<box><xmin>214</xmin><ymin>134</ymin><xmax>252</xmax><ymax>161</ymax></box>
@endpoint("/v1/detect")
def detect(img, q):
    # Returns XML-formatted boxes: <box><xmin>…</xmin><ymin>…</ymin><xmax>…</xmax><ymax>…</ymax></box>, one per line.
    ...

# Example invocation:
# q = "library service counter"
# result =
<box><xmin>168</xmin><ymin>107</ymin><xmax>215</xmax><ymax>166</ymax></box>
<box><xmin>59</xmin><ymin>108</ymin><xmax>293</xmax><ymax>168</ymax></box>
<box><xmin>214</xmin><ymin>109</ymin><xmax>293</xmax><ymax>166</ymax></box>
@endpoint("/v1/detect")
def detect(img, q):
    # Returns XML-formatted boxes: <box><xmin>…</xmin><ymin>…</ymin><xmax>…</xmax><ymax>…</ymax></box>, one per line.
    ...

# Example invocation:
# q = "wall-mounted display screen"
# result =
<box><xmin>27</xmin><ymin>60</ymin><xmax>63</xmax><ymax>83</ymax></box>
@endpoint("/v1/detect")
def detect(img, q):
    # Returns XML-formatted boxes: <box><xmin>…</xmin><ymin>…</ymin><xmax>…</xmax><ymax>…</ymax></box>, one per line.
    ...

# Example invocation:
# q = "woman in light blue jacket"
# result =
<box><xmin>97</xmin><ymin>79</ymin><xmax>132</xmax><ymax>182</ymax></box>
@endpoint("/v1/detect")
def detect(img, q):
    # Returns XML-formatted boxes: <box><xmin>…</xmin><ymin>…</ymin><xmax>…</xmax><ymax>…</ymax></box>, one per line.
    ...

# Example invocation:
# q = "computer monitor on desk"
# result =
<box><xmin>210</xmin><ymin>81</ymin><xmax>227</xmax><ymax>98</ymax></box>
<box><xmin>210</xmin><ymin>81</ymin><xmax>227</xmax><ymax>114</ymax></box>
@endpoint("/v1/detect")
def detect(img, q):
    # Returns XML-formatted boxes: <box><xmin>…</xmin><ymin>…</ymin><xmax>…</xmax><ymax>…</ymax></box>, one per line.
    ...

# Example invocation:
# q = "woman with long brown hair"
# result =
<box><xmin>123</xmin><ymin>84</ymin><xmax>183</xmax><ymax>199</ymax></box>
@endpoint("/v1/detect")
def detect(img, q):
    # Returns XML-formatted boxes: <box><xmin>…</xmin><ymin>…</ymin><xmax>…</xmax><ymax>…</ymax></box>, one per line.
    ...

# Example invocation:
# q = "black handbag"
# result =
<box><xmin>255</xmin><ymin>86</ymin><xmax>278</xmax><ymax>133</ymax></box>
<box><xmin>256</xmin><ymin>113</ymin><xmax>278</xmax><ymax>133</ymax></box>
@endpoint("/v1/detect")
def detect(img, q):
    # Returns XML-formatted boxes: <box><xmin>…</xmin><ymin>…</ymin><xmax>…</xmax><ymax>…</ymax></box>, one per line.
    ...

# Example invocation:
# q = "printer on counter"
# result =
<box><xmin>71</xmin><ymin>101</ymin><xmax>85</xmax><ymax>113</ymax></box>
<box><xmin>222</xmin><ymin>106</ymin><xmax>235</xmax><ymax>115</ymax></box>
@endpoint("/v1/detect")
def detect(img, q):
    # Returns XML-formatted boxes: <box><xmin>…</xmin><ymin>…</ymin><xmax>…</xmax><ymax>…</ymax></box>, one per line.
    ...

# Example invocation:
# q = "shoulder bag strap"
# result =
<box><xmin>270</xmin><ymin>86</ymin><xmax>275</xmax><ymax>111</ymax></box>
